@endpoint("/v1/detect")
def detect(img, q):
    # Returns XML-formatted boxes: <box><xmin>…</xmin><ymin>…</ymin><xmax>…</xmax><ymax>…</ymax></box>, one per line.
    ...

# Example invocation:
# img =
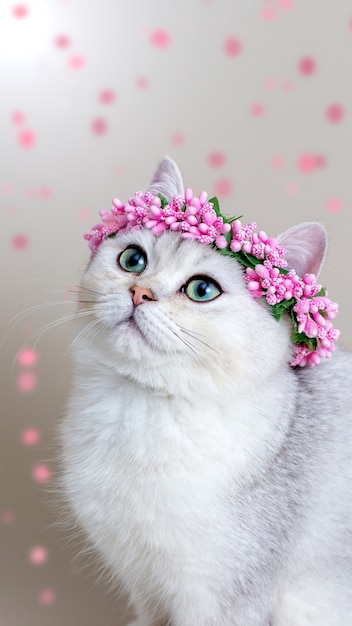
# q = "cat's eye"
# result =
<box><xmin>182</xmin><ymin>276</ymin><xmax>222</xmax><ymax>302</ymax></box>
<box><xmin>118</xmin><ymin>246</ymin><xmax>147</xmax><ymax>274</ymax></box>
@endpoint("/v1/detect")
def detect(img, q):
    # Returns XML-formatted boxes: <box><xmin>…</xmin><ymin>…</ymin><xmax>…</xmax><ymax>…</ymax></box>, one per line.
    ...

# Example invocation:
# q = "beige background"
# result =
<box><xmin>1</xmin><ymin>1</ymin><xmax>352</xmax><ymax>625</ymax></box>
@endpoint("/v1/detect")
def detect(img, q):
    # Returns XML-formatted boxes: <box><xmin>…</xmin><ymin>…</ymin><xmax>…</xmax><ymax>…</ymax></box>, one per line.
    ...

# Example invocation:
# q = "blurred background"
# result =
<box><xmin>1</xmin><ymin>1</ymin><xmax>351</xmax><ymax>624</ymax></box>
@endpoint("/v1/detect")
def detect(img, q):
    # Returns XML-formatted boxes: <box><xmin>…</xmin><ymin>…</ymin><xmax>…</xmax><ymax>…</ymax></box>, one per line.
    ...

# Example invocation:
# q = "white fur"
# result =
<box><xmin>59</xmin><ymin>159</ymin><xmax>352</xmax><ymax>625</ymax></box>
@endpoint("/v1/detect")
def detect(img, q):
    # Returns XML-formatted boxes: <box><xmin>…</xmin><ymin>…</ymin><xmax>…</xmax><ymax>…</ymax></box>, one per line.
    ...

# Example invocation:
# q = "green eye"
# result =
<box><xmin>184</xmin><ymin>276</ymin><xmax>222</xmax><ymax>302</ymax></box>
<box><xmin>118</xmin><ymin>246</ymin><xmax>147</xmax><ymax>273</ymax></box>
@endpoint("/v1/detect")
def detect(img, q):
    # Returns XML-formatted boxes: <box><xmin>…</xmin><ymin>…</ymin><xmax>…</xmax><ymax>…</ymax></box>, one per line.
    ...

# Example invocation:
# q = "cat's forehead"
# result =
<box><xmin>106</xmin><ymin>229</ymin><xmax>242</xmax><ymax>277</ymax></box>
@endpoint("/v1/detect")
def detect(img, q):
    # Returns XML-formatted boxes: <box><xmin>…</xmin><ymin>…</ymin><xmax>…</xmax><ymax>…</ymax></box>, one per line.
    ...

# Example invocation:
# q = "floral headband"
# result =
<box><xmin>84</xmin><ymin>189</ymin><xmax>340</xmax><ymax>368</ymax></box>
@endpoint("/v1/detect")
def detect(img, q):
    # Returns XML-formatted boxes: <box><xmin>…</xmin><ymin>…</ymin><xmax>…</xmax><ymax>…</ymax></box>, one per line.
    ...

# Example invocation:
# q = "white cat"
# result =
<box><xmin>59</xmin><ymin>158</ymin><xmax>352</xmax><ymax>625</ymax></box>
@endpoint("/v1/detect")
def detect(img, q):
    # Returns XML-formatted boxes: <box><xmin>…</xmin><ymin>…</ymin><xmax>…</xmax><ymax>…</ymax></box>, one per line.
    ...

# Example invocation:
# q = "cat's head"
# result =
<box><xmin>77</xmin><ymin>158</ymin><xmax>328</xmax><ymax>394</ymax></box>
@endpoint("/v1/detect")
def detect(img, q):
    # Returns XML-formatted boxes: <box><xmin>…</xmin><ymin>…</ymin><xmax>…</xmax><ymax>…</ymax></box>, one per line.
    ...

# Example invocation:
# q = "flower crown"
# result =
<box><xmin>84</xmin><ymin>189</ymin><xmax>340</xmax><ymax>368</ymax></box>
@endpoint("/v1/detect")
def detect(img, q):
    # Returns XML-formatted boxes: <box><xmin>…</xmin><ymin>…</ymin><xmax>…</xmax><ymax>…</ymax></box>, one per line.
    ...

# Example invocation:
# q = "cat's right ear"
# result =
<box><xmin>276</xmin><ymin>222</ymin><xmax>327</xmax><ymax>277</ymax></box>
<box><xmin>145</xmin><ymin>157</ymin><xmax>185</xmax><ymax>200</ymax></box>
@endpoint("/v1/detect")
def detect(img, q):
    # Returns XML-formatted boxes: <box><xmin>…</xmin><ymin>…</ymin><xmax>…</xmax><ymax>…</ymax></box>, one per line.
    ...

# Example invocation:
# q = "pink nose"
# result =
<box><xmin>130</xmin><ymin>285</ymin><xmax>155</xmax><ymax>306</ymax></box>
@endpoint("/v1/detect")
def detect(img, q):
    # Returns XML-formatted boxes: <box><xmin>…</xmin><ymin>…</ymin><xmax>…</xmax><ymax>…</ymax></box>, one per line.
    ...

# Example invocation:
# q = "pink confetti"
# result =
<box><xmin>38</xmin><ymin>186</ymin><xmax>52</xmax><ymax>199</ymax></box>
<box><xmin>150</xmin><ymin>29</ymin><xmax>170</xmax><ymax>48</ymax></box>
<box><xmin>326</xmin><ymin>198</ymin><xmax>342</xmax><ymax>213</ymax></box>
<box><xmin>261</xmin><ymin>6</ymin><xmax>276</xmax><ymax>20</ymax></box>
<box><xmin>17</xmin><ymin>348</ymin><xmax>38</xmax><ymax>366</ymax></box>
<box><xmin>38</xmin><ymin>589</ymin><xmax>56</xmax><ymax>606</ymax></box>
<box><xmin>326</xmin><ymin>103</ymin><xmax>344</xmax><ymax>123</ymax></box>
<box><xmin>250</xmin><ymin>103</ymin><xmax>265</xmax><ymax>117</ymax></box>
<box><xmin>299</xmin><ymin>57</ymin><xmax>316</xmax><ymax>76</ymax></box>
<box><xmin>171</xmin><ymin>132</ymin><xmax>185</xmax><ymax>145</ymax></box>
<box><xmin>1</xmin><ymin>510</ymin><xmax>14</xmax><ymax>525</ymax></box>
<box><xmin>214</xmin><ymin>178</ymin><xmax>233</xmax><ymax>197</ymax></box>
<box><xmin>68</xmin><ymin>55</ymin><xmax>86</xmax><ymax>69</ymax></box>
<box><xmin>12</xmin><ymin>234</ymin><xmax>29</xmax><ymax>249</ymax></box>
<box><xmin>54</xmin><ymin>34</ymin><xmax>71</xmax><ymax>48</ymax></box>
<box><xmin>99</xmin><ymin>89</ymin><xmax>116</xmax><ymax>104</ymax></box>
<box><xmin>91</xmin><ymin>118</ymin><xmax>108</xmax><ymax>135</ymax></box>
<box><xmin>314</xmin><ymin>154</ymin><xmax>326</xmax><ymax>168</ymax></box>
<box><xmin>32</xmin><ymin>463</ymin><xmax>52</xmax><ymax>484</ymax></box>
<box><xmin>18</xmin><ymin>129</ymin><xmax>36</xmax><ymax>149</ymax></box>
<box><xmin>224</xmin><ymin>37</ymin><xmax>242</xmax><ymax>57</ymax></box>
<box><xmin>78</xmin><ymin>208</ymin><xmax>92</xmax><ymax>221</ymax></box>
<box><xmin>29</xmin><ymin>546</ymin><xmax>48</xmax><ymax>565</ymax></box>
<box><xmin>298</xmin><ymin>154</ymin><xmax>316</xmax><ymax>173</ymax></box>
<box><xmin>286</xmin><ymin>182</ymin><xmax>299</xmax><ymax>195</ymax></box>
<box><xmin>21</xmin><ymin>428</ymin><xmax>41</xmax><ymax>446</ymax></box>
<box><xmin>264</xmin><ymin>76</ymin><xmax>276</xmax><ymax>90</ymax></box>
<box><xmin>11</xmin><ymin>111</ymin><xmax>25</xmax><ymax>125</ymax></box>
<box><xmin>17</xmin><ymin>371</ymin><xmax>37</xmax><ymax>392</ymax></box>
<box><xmin>271</xmin><ymin>155</ymin><xmax>284</xmax><ymax>169</ymax></box>
<box><xmin>12</xmin><ymin>4</ymin><xmax>29</xmax><ymax>18</ymax></box>
<box><xmin>136</xmin><ymin>76</ymin><xmax>149</xmax><ymax>89</ymax></box>
<box><xmin>208</xmin><ymin>151</ymin><xmax>226</xmax><ymax>167</ymax></box>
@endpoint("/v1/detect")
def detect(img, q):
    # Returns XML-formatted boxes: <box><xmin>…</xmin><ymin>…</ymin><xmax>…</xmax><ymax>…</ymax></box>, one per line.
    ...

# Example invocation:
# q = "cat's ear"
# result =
<box><xmin>145</xmin><ymin>157</ymin><xmax>184</xmax><ymax>200</ymax></box>
<box><xmin>276</xmin><ymin>222</ymin><xmax>327</xmax><ymax>277</ymax></box>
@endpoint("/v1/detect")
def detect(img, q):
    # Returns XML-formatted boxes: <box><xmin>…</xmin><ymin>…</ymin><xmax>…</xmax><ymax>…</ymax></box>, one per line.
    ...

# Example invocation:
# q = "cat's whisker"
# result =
<box><xmin>69</xmin><ymin>318</ymin><xmax>102</xmax><ymax>351</ymax></box>
<box><xmin>179</xmin><ymin>326</ymin><xmax>219</xmax><ymax>354</ymax></box>
<box><xmin>169</xmin><ymin>329</ymin><xmax>197</xmax><ymax>355</ymax></box>
<box><xmin>8</xmin><ymin>300</ymin><xmax>79</xmax><ymax>326</ymax></box>
<box><xmin>9</xmin><ymin>309</ymin><xmax>96</xmax><ymax>378</ymax></box>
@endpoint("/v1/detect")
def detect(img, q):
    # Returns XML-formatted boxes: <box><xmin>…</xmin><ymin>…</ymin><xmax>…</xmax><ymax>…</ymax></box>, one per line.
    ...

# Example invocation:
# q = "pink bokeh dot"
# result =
<box><xmin>326</xmin><ymin>198</ymin><xmax>342</xmax><ymax>213</ymax></box>
<box><xmin>11</xmin><ymin>111</ymin><xmax>25</xmax><ymax>125</ymax></box>
<box><xmin>17</xmin><ymin>371</ymin><xmax>37</xmax><ymax>392</ymax></box>
<box><xmin>171</xmin><ymin>132</ymin><xmax>185</xmax><ymax>145</ymax></box>
<box><xmin>39</xmin><ymin>589</ymin><xmax>56</xmax><ymax>606</ymax></box>
<box><xmin>299</xmin><ymin>57</ymin><xmax>316</xmax><ymax>76</ymax></box>
<box><xmin>262</xmin><ymin>6</ymin><xmax>276</xmax><ymax>20</ymax></box>
<box><xmin>12</xmin><ymin>234</ymin><xmax>29</xmax><ymax>249</ymax></box>
<box><xmin>314</xmin><ymin>154</ymin><xmax>326</xmax><ymax>168</ymax></box>
<box><xmin>264</xmin><ymin>76</ymin><xmax>276</xmax><ymax>90</ymax></box>
<box><xmin>224</xmin><ymin>37</ymin><xmax>242</xmax><ymax>57</ymax></box>
<box><xmin>12</xmin><ymin>4</ymin><xmax>29</xmax><ymax>18</ymax></box>
<box><xmin>21</xmin><ymin>427</ymin><xmax>41</xmax><ymax>446</ymax></box>
<box><xmin>29</xmin><ymin>546</ymin><xmax>48</xmax><ymax>565</ymax></box>
<box><xmin>17</xmin><ymin>348</ymin><xmax>38</xmax><ymax>366</ymax></box>
<box><xmin>78</xmin><ymin>208</ymin><xmax>92</xmax><ymax>221</ymax></box>
<box><xmin>250</xmin><ymin>103</ymin><xmax>265</xmax><ymax>117</ymax></box>
<box><xmin>18</xmin><ymin>129</ymin><xmax>36</xmax><ymax>149</ymax></box>
<box><xmin>298</xmin><ymin>154</ymin><xmax>316</xmax><ymax>173</ymax></box>
<box><xmin>271</xmin><ymin>155</ymin><xmax>284</xmax><ymax>169</ymax></box>
<box><xmin>136</xmin><ymin>76</ymin><xmax>149</xmax><ymax>89</ymax></box>
<box><xmin>91</xmin><ymin>118</ymin><xmax>108</xmax><ymax>135</ymax></box>
<box><xmin>326</xmin><ymin>103</ymin><xmax>344</xmax><ymax>123</ymax></box>
<box><xmin>99</xmin><ymin>89</ymin><xmax>116</xmax><ymax>104</ymax></box>
<box><xmin>286</xmin><ymin>182</ymin><xmax>299</xmax><ymax>195</ymax></box>
<box><xmin>214</xmin><ymin>178</ymin><xmax>233</xmax><ymax>197</ymax></box>
<box><xmin>39</xmin><ymin>186</ymin><xmax>52</xmax><ymax>199</ymax></box>
<box><xmin>32</xmin><ymin>463</ymin><xmax>52</xmax><ymax>484</ymax></box>
<box><xmin>278</xmin><ymin>0</ymin><xmax>293</xmax><ymax>9</ymax></box>
<box><xmin>1</xmin><ymin>510</ymin><xmax>14</xmax><ymax>525</ymax></box>
<box><xmin>68</xmin><ymin>55</ymin><xmax>86</xmax><ymax>70</ymax></box>
<box><xmin>282</xmin><ymin>80</ymin><xmax>293</xmax><ymax>92</ymax></box>
<box><xmin>150</xmin><ymin>29</ymin><xmax>170</xmax><ymax>48</ymax></box>
<box><xmin>208</xmin><ymin>151</ymin><xmax>226</xmax><ymax>168</ymax></box>
<box><xmin>54</xmin><ymin>34</ymin><xmax>71</xmax><ymax>48</ymax></box>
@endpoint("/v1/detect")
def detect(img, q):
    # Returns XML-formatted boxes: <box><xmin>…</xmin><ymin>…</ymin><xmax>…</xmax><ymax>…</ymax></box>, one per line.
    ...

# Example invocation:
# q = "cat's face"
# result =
<box><xmin>77</xmin><ymin>228</ymin><xmax>293</xmax><ymax>393</ymax></box>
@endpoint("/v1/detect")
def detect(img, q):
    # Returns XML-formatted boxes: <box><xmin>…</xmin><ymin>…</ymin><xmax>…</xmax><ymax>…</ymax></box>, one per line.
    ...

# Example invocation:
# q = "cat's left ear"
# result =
<box><xmin>276</xmin><ymin>222</ymin><xmax>327</xmax><ymax>277</ymax></box>
<box><xmin>146</xmin><ymin>157</ymin><xmax>185</xmax><ymax>200</ymax></box>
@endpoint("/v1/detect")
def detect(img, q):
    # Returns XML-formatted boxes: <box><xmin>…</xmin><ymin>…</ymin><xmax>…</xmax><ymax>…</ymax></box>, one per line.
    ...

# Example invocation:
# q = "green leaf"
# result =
<box><xmin>271</xmin><ymin>298</ymin><xmax>296</xmax><ymax>322</ymax></box>
<box><xmin>315</xmin><ymin>287</ymin><xmax>326</xmax><ymax>298</ymax></box>
<box><xmin>158</xmin><ymin>194</ymin><xmax>170</xmax><ymax>209</ymax></box>
<box><xmin>208</xmin><ymin>196</ymin><xmax>221</xmax><ymax>216</ymax></box>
